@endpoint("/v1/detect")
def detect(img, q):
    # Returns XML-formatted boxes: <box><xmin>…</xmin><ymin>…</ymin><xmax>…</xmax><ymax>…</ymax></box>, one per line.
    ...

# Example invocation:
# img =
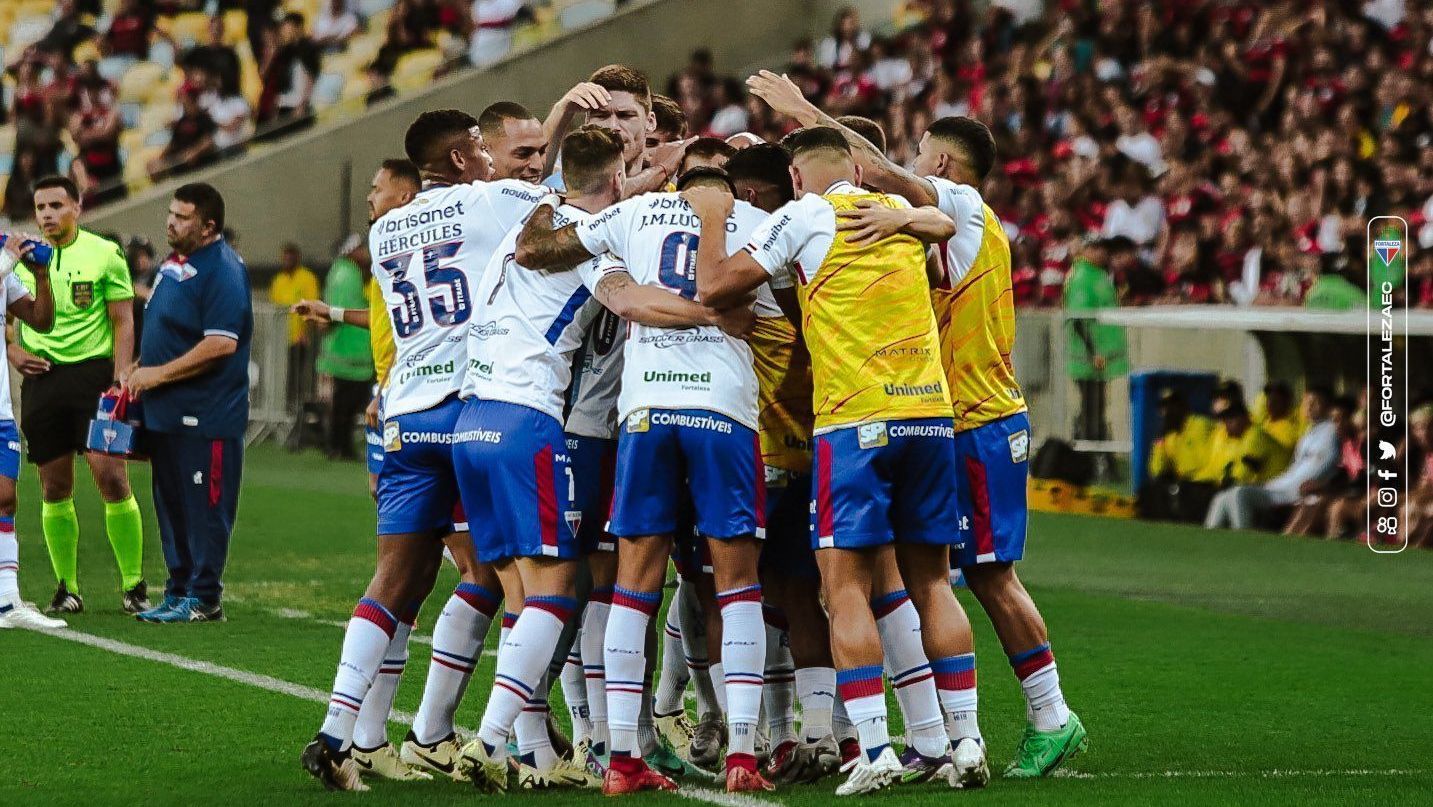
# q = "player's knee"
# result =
<box><xmin>94</xmin><ymin>468</ymin><xmax>132</xmax><ymax>501</ymax></box>
<box><xmin>963</xmin><ymin>561</ymin><xmax>1014</xmax><ymax>594</ymax></box>
<box><xmin>40</xmin><ymin>477</ymin><xmax>74</xmax><ymax>502</ymax></box>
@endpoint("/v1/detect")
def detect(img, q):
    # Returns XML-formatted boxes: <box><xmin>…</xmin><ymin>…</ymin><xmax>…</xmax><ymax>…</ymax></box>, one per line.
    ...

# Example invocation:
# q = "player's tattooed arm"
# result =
<box><xmin>513</xmin><ymin>203</ymin><xmax>595</xmax><ymax>270</ymax></box>
<box><xmin>837</xmin><ymin>200</ymin><xmax>955</xmax><ymax>246</ymax></box>
<box><xmin>683</xmin><ymin>186</ymin><xmax>770</xmax><ymax>309</ymax></box>
<box><xmin>593</xmin><ymin>271</ymin><xmax>750</xmax><ymax>335</ymax></box>
<box><xmin>746</xmin><ymin>70</ymin><xmax>937</xmax><ymax>206</ymax></box>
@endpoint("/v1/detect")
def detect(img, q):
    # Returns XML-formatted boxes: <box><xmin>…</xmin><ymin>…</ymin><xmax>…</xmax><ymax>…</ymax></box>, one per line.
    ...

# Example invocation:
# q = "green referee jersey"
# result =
<box><xmin>14</xmin><ymin>228</ymin><xmax>135</xmax><ymax>364</ymax></box>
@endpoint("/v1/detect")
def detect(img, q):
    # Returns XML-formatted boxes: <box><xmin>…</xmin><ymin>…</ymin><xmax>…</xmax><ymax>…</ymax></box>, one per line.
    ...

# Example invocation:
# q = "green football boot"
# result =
<box><xmin>1003</xmin><ymin>712</ymin><xmax>1088</xmax><ymax>778</ymax></box>
<box><xmin>646</xmin><ymin>741</ymin><xmax>719</xmax><ymax>782</ymax></box>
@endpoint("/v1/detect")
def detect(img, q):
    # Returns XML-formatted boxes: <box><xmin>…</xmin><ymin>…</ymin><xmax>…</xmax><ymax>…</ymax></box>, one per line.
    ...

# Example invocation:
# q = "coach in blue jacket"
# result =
<box><xmin>124</xmin><ymin>183</ymin><xmax>251</xmax><ymax>624</ymax></box>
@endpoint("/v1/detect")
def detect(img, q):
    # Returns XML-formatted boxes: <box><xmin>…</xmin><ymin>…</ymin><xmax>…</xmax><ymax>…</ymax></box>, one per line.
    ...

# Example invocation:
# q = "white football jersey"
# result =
<box><xmin>564</xmin><ymin>308</ymin><xmax>626</xmax><ymax>440</ymax></box>
<box><xmin>369</xmin><ymin>179</ymin><xmax>547</xmax><ymax>417</ymax></box>
<box><xmin>0</xmin><ymin>273</ymin><xmax>30</xmax><ymax>421</ymax></box>
<box><xmin>925</xmin><ymin>175</ymin><xmax>988</xmax><ymax>285</ymax></box>
<box><xmin>576</xmin><ymin>193</ymin><xmax>766</xmax><ymax>430</ymax></box>
<box><xmin>462</xmin><ymin>203</ymin><xmax>615</xmax><ymax>423</ymax></box>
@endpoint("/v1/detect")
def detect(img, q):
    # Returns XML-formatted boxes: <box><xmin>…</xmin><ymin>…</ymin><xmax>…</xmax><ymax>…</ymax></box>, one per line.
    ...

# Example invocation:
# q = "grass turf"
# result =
<box><xmin>3</xmin><ymin>444</ymin><xmax>1431</xmax><ymax>806</ymax></box>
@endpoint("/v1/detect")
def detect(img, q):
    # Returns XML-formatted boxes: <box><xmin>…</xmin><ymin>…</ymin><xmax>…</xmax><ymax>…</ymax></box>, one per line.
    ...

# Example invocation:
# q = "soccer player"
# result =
<box><xmin>10</xmin><ymin>175</ymin><xmax>146</xmax><ymax>615</ymax></box>
<box><xmin>0</xmin><ymin>233</ymin><xmax>64</xmax><ymax>630</ymax></box>
<box><xmin>649</xmin><ymin>93</ymin><xmax>688</xmax><ymax>148</ymax></box>
<box><xmin>301</xmin><ymin>109</ymin><xmax>548</xmax><ymax>791</ymax></box>
<box><xmin>749</xmin><ymin>70</ymin><xmax>1088</xmax><ymax>778</ymax></box>
<box><xmin>546</xmin><ymin>66</ymin><xmax>712</xmax><ymax>770</ymax></box>
<box><xmin>721</xmin><ymin>144</ymin><xmax>842</xmax><ymax>784</ymax></box>
<box><xmin>684</xmin><ymin>127</ymin><xmax>982</xmax><ymax>795</ymax></box>
<box><xmin>455</xmin><ymin>126</ymin><xmax>750</xmax><ymax>792</ymax></box>
<box><xmin>292</xmin><ymin>159</ymin><xmax>449</xmax><ymax>781</ymax></box>
<box><xmin>479</xmin><ymin>101</ymin><xmax>547</xmax><ymax>184</ymax></box>
<box><xmin>677</xmin><ymin>137</ymin><xmax>737</xmax><ymax>176</ymax></box>
<box><xmin>803</xmin><ymin>116</ymin><xmax>980</xmax><ymax>779</ymax></box>
<box><xmin>543</xmin><ymin>68</ymin><xmax>692</xmax><ymax>196</ymax></box>
<box><xmin>514</xmin><ymin>167</ymin><xmax>776</xmax><ymax>794</ymax></box>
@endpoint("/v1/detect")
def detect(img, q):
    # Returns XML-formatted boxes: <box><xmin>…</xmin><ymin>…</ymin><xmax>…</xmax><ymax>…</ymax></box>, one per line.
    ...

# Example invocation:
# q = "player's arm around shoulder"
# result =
<box><xmin>513</xmin><ymin>194</ymin><xmax>604</xmax><ymax>271</ymax></box>
<box><xmin>583</xmin><ymin>254</ymin><xmax>751</xmax><ymax>337</ymax></box>
<box><xmin>836</xmin><ymin>194</ymin><xmax>955</xmax><ymax>247</ymax></box>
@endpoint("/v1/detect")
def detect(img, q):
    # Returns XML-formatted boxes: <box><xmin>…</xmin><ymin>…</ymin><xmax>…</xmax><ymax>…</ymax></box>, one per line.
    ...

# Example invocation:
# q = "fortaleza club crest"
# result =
<box><xmin>1373</xmin><ymin>239</ymin><xmax>1401</xmax><ymax>266</ymax></box>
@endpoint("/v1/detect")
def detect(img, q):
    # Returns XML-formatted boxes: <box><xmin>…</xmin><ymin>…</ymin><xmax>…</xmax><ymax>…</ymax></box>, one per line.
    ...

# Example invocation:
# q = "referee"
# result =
<box><xmin>125</xmin><ymin>183</ymin><xmax>250</xmax><ymax>624</ymax></box>
<box><xmin>9</xmin><ymin>176</ymin><xmax>147</xmax><ymax>615</ymax></box>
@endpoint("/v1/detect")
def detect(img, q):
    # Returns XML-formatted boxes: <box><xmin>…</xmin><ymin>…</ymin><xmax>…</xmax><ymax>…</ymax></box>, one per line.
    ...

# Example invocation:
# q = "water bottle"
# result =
<box><xmin>0</xmin><ymin>233</ymin><xmax>55</xmax><ymax>266</ymax></box>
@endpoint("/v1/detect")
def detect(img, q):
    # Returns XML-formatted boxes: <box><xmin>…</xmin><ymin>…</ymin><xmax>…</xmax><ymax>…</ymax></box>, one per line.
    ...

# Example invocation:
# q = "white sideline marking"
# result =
<box><xmin>678</xmin><ymin>788</ymin><xmax>781</xmax><ymax>807</ymax></box>
<box><xmin>33</xmin><ymin>627</ymin><xmax>781</xmax><ymax>807</ymax></box>
<box><xmin>1052</xmin><ymin>768</ymin><xmax>1425</xmax><ymax>780</ymax></box>
<box><xmin>36</xmin><ymin>627</ymin><xmax>419</xmax><ymax>725</ymax></box>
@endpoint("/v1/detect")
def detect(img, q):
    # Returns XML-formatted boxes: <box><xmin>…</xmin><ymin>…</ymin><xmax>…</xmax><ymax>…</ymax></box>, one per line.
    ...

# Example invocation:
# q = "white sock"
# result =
<box><xmin>716</xmin><ymin>585</ymin><xmax>765</xmax><ymax>759</ymax></box>
<box><xmin>874</xmin><ymin>590</ymin><xmax>947</xmax><ymax>758</ymax></box>
<box><xmin>603</xmin><ymin>587</ymin><xmax>660</xmax><ymax>759</ymax></box>
<box><xmin>1012</xmin><ymin>644</ymin><xmax>1070</xmax><ymax>732</ymax></box>
<box><xmin>795</xmin><ymin>666</ymin><xmax>835</xmax><ymax>741</ymax></box>
<box><xmin>832</xmin><ymin>687</ymin><xmax>856</xmax><ymax>741</ymax></box>
<box><xmin>517</xmin><ymin>675</ymin><xmax>558</xmax><ymax>770</ymax></box>
<box><xmin>412</xmin><ymin>583</ymin><xmax>497</xmax><ymax>744</ymax></box>
<box><xmin>639</xmin><ymin>681</ymin><xmax>660</xmax><ymax>756</ymax></box>
<box><xmin>638</xmin><ymin>615</ymin><xmax>661</xmax><ymax>756</ymax></box>
<box><xmin>762</xmin><ymin>613</ymin><xmax>797</xmax><ymax>746</ymax></box>
<box><xmin>676</xmin><ymin>580</ymin><xmax>720</xmax><ymax>716</ymax></box>
<box><xmin>581</xmin><ymin>590</ymin><xmax>612</xmax><ymax>753</ymax></box>
<box><xmin>710</xmin><ymin>661</ymin><xmax>728</xmax><ymax>715</ymax></box>
<box><xmin>932</xmin><ymin>653</ymin><xmax>981</xmax><ymax>743</ymax></box>
<box><xmin>560</xmin><ymin>637</ymin><xmax>591</xmax><ymax>742</ymax></box>
<box><xmin>836</xmin><ymin>666</ymin><xmax>890</xmax><ymax>761</ymax></box>
<box><xmin>319</xmin><ymin>598</ymin><xmax>397</xmax><ymax>751</ymax></box>
<box><xmin>499</xmin><ymin>610</ymin><xmax>517</xmax><ymax>651</ymax></box>
<box><xmin>353</xmin><ymin>620</ymin><xmax>411</xmax><ymax>750</ymax></box>
<box><xmin>0</xmin><ymin>518</ymin><xmax>18</xmax><ymax>602</ymax></box>
<box><xmin>478</xmin><ymin>597</ymin><xmax>576</xmax><ymax>759</ymax></box>
<box><xmin>654</xmin><ymin>602</ymin><xmax>689</xmax><ymax>715</ymax></box>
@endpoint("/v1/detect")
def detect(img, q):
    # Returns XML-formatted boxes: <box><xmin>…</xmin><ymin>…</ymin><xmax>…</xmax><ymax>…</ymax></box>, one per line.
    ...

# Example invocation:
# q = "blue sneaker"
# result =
<box><xmin>136</xmin><ymin>593</ymin><xmax>184</xmax><ymax>623</ymax></box>
<box><xmin>146</xmin><ymin>596</ymin><xmax>198</xmax><ymax>623</ymax></box>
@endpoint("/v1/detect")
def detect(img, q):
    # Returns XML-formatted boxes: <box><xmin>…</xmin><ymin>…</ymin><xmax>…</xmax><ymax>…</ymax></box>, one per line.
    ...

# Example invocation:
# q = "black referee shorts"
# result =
<box><xmin>20</xmin><ymin>357</ymin><xmax>115</xmax><ymax>465</ymax></box>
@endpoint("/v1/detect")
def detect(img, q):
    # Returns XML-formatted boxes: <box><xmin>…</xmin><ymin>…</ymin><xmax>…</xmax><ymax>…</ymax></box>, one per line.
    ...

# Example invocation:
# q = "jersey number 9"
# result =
<box><xmin>657</xmin><ymin>231</ymin><xmax>700</xmax><ymax>301</ymax></box>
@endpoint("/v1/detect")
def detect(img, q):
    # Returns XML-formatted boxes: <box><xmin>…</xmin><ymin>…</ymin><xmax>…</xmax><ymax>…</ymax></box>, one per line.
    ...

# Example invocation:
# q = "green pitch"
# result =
<box><xmin>4</xmin><ymin>445</ymin><xmax>1431</xmax><ymax>806</ymax></box>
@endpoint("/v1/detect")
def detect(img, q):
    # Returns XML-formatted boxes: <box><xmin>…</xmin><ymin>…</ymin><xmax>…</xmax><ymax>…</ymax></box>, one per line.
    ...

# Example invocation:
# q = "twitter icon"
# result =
<box><xmin>1379</xmin><ymin>441</ymin><xmax>1397</xmax><ymax>460</ymax></box>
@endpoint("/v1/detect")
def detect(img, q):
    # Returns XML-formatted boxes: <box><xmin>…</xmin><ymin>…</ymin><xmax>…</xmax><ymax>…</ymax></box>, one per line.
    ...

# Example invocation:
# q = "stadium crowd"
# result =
<box><xmin>666</xmin><ymin>0</ymin><xmax>1433</xmax><ymax>308</ymax></box>
<box><xmin>0</xmin><ymin>0</ymin><xmax>559</xmax><ymax>215</ymax></box>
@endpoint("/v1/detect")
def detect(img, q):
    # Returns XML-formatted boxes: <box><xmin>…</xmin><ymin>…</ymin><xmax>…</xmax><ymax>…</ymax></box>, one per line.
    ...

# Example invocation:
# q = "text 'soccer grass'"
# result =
<box><xmin>4</xmin><ymin>445</ymin><xmax>1432</xmax><ymax>806</ymax></box>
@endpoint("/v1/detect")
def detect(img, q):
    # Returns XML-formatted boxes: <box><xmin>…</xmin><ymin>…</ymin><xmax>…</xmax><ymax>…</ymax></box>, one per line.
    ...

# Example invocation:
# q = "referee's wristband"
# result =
<box><xmin>328</xmin><ymin>306</ymin><xmax>346</xmax><ymax>324</ymax></box>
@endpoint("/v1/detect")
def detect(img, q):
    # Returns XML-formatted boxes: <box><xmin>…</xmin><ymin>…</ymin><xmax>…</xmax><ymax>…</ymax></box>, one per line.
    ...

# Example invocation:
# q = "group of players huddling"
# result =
<box><xmin>297</xmin><ymin>62</ymin><xmax>1087</xmax><ymax>797</ymax></box>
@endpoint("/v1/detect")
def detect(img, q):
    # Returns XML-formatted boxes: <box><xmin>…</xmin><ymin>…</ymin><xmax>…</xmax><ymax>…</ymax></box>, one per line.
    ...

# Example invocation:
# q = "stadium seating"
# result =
<box><xmin>0</xmin><ymin>0</ymin><xmax>622</xmax><ymax>216</ymax></box>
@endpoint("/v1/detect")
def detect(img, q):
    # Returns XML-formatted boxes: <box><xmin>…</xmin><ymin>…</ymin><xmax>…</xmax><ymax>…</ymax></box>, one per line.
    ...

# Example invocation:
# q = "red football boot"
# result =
<box><xmin>602</xmin><ymin>756</ymin><xmax>677</xmax><ymax>796</ymax></box>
